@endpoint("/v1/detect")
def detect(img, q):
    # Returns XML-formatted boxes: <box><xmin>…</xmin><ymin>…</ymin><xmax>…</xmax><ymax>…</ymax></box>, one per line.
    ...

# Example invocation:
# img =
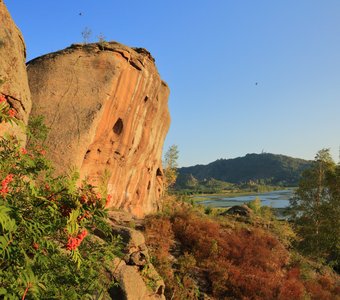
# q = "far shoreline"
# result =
<box><xmin>182</xmin><ymin>186</ymin><xmax>297</xmax><ymax>202</ymax></box>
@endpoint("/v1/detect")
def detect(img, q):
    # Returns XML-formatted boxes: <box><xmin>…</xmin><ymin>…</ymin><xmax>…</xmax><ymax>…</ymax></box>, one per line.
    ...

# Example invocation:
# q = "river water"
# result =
<box><xmin>196</xmin><ymin>189</ymin><xmax>295</xmax><ymax>209</ymax></box>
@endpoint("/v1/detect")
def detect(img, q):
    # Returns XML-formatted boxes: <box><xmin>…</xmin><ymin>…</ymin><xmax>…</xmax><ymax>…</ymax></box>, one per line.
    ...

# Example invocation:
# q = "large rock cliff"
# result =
<box><xmin>0</xmin><ymin>0</ymin><xmax>31</xmax><ymax>138</ymax></box>
<box><xmin>27</xmin><ymin>42</ymin><xmax>170</xmax><ymax>217</ymax></box>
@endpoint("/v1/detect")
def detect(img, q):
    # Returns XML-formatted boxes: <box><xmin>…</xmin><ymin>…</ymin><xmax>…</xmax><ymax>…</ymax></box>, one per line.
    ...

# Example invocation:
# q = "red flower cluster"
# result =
<box><xmin>105</xmin><ymin>194</ymin><xmax>112</xmax><ymax>208</ymax></box>
<box><xmin>8</xmin><ymin>108</ymin><xmax>16</xmax><ymax>117</ymax></box>
<box><xmin>80</xmin><ymin>194</ymin><xmax>87</xmax><ymax>204</ymax></box>
<box><xmin>32</xmin><ymin>242</ymin><xmax>39</xmax><ymax>250</ymax></box>
<box><xmin>21</xmin><ymin>148</ymin><xmax>28</xmax><ymax>155</ymax></box>
<box><xmin>66</xmin><ymin>229</ymin><xmax>88</xmax><ymax>251</ymax></box>
<box><xmin>0</xmin><ymin>96</ymin><xmax>16</xmax><ymax>118</ymax></box>
<box><xmin>1</xmin><ymin>174</ymin><xmax>14</xmax><ymax>196</ymax></box>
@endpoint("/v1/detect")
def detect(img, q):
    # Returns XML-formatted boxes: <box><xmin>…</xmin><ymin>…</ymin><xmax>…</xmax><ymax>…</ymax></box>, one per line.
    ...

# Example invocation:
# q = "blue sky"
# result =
<box><xmin>6</xmin><ymin>0</ymin><xmax>340</xmax><ymax>166</ymax></box>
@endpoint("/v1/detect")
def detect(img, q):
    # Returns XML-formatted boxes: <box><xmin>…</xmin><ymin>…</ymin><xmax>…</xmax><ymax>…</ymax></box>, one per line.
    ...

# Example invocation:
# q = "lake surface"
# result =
<box><xmin>196</xmin><ymin>189</ymin><xmax>295</xmax><ymax>209</ymax></box>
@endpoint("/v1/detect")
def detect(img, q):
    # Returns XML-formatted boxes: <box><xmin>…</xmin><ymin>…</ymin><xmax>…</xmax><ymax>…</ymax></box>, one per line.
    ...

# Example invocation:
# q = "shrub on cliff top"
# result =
<box><xmin>0</xmin><ymin>99</ymin><xmax>122</xmax><ymax>299</ymax></box>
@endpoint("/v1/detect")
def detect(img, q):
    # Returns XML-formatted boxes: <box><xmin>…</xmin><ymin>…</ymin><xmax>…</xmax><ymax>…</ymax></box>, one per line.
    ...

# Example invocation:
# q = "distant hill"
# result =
<box><xmin>178</xmin><ymin>153</ymin><xmax>312</xmax><ymax>186</ymax></box>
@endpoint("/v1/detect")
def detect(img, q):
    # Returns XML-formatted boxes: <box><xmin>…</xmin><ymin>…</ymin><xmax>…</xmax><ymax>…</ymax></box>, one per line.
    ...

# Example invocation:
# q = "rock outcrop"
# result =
<box><xmin>108</xmin><ymin>211</ymin><xmax>165</xmax><ymax>299</ymax></box>
<box><xmin>222</xmin><ymin>205</ymin><xmax>252</xmax><ymax>217</ymax></box>
<box><xmin>0</xmin><ymin>0</ymin><xmax>31</xmax><ymax>138</ymax></box>
<box><xmin>27</xmin><ymin>42</ymin><xmax>170</xmax><ymax>217</ymax></box>
<box><xmin>91</xmin><ymin>211</ymin><xmax>166</xmax><ymax>299</ymax></box>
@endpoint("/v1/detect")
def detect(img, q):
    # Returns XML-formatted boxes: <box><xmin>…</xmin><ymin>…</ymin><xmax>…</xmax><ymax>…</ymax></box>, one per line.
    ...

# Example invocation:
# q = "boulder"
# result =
<box><xmin>222</xmin><ymin>205</ymin><xmax>252</xmax><ymax>217</ymax></box>
<box><xmin>0</xmin><ymin>0</ymin><xmax>31</xmax><ymax>139</ymax></box>
<box><xmin>88</xmin><ymin>219</ymin><xmax>166</xmax><ymax>299</ymax></box>
<box><xmin>27</xmin><ymin>42</ymin><xmax>170</xmax><ymax>217</ymax></box>
<box><xmin>112</xmin><ymin>261</ymin><xmax>165</xmax><ymax>300</ymax></box>
<box><xmin>109</xmin><ymin>222</ymin><xmax>166</xmax><ymax>300</ymax></box>
<box><xmin>108</xmin><ymin>210</ymin><xmax>134</xmax><ymax>226</ymax></box>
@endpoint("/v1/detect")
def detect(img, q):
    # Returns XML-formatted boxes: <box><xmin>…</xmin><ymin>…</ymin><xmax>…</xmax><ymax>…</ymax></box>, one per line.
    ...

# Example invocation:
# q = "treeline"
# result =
<box><xmin>178</xmin><ymin>152</ymin><xmax>312</xmax><ymax>187</ymax></box>
<box><xmin>171</xmin><ymin>174</ymin><xmax>282</xmax><ymax>195</ymax></box>
<box><xmin>174</xmin><ymin>174</ymin><xmax>281</xmax><ymax>194</ymax></box>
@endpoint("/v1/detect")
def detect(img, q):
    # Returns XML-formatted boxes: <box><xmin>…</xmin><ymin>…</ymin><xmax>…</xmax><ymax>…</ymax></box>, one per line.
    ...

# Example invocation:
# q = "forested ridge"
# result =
<box><xmin>178</xmin><ymin>153</ymin><xmax>312</xmax><ymax>186</ymax></box>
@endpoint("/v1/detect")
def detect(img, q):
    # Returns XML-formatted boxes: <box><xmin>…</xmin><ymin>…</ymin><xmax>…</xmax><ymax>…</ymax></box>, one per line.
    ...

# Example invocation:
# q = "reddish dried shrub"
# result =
<box><xmin>305</xmin><ymin>281</ymin><xmax>333</xmax><ymax>300</ymax></box>
<box><xmin>286</xmin><ymin>267</ymin><xmax>301</xmax><ymax>280</ymax></box>
<box><xmin>144</xmin><ymin>208</ymin><xmax>340</xmax><ymax>300</ymax></box>
<box><xmin>305</xmin><ymin>274</ymin><xmax>340</xmax><ymax>300</ymax></box>
<box><xmin>144</xmin><ymin>215</ymin><xmax>174</xmax><ymax>262</ymax></box>
<box><xmin>144</xmin><ymin>215</ymin><xmax>179</xmax><ymax>298</ymax></box>
<box><xmin>278</xmin><ymin>278</ymin><xmax>305</xmax><ymax>300</ymax></box>
<box><xmin>171</xmin><ymin>211</ymin><xmax>291</xmax><ymax>299</ymax></box>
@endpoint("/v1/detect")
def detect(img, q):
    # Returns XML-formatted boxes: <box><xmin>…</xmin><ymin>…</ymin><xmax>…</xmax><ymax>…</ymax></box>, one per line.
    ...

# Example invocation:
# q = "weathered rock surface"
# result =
<box><xmin>109</xmin><ymin>221</ymin><xmax>165</xmax><ymax>300</ymax></box>
<box><xmin>0</xmin><ymin>0</ymin><xmax>31</xmax><ymax>138</ymax></box>
<box><xmin>111</xmin><ymin>261</ymin><xmax>165</xmax><ymax>300</ymax></box>
<box><xmin>27</xmin><ymin>42</ymin><xmax>170</xmax><ymax>217</ymax></box>
<box><xmin>91</xmin><ymin>217</ymin><xmax>165</xmax><ymax>299</ymax></box>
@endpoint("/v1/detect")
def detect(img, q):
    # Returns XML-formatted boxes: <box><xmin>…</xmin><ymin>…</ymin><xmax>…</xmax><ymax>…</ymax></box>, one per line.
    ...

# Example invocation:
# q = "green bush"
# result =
<box><xmin>0</xmin><ymin>97</ymin><xmax>122</xmax><ymax>299</ymax></box>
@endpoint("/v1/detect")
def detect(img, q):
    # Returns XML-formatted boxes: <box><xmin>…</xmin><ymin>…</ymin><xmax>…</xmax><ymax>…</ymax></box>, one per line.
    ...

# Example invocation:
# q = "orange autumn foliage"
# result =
<box><xmin>144</xmin><ymin>207</ymin><xmax>340</xmax><ymax>300</ymax></box>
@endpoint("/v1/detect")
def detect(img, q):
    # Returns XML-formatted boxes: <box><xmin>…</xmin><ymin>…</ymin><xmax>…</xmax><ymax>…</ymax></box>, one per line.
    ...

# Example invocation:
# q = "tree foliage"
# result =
<box><xmin>0</xmin><ymin>101</ymin><xmax>122</xmax><ymax>299</ymax></box>
<box><xmin>163</xmin><ymin>145</ymin><xmax>179</xmax><ymax>191</ymax></box>
<box><xmin>179</xmin><ymin>153</ymin><xmax>312</xmax><ymax>186</ymax></box>
<box><xmin>290</xmin><ymin>149</ymin><xmax>340</xmax><ymax>270</ymax></box>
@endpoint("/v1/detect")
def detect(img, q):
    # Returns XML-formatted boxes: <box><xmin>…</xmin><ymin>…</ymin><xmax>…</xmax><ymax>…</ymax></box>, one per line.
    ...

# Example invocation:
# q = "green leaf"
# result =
<box><xmin>37</xmin><ymin>282</ymin><xmax>46</xmax><ymax>291</ymax></box>
<box><xmin>29</xmin><ymin>180</ymin><xmax>38</xmax><ymax>197</ymax></box>
<box><xmin>70</xmin><ymin>249</ymin><xmax>82</xmax><ymax>269</ymax></box>
<box><xmin>0</xmin><ymin>205</ymin><xmax>16</xmax><ymax>232</ymax></box>
<box><xmin>67</xmin><ymin>209</ymin><xmax>80</xmax><ymax>235</ymax></box>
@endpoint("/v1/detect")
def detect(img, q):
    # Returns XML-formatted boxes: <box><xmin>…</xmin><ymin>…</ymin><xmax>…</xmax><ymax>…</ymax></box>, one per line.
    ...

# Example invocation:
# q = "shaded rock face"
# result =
<box><xmin>27</xmin><ymin>42</ymin><xmax>170</xmax><ymax>217</ymax></box>
<box><xmin>0</xmin><ymin>0</ymin><xmax>31</xmax><ymax>138</ymax></box>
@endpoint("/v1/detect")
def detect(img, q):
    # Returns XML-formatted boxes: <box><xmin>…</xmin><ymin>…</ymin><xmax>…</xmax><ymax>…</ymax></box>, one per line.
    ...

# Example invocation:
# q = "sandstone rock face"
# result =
<box><xmin>0</xmin><ymin>0</ymin><xmax>31</xmax><ymax>138</ymax></box>
<box><xmin>27</xmin><ymin>42</ymin><xmax>170</xmax><ymax>217</ymax></box>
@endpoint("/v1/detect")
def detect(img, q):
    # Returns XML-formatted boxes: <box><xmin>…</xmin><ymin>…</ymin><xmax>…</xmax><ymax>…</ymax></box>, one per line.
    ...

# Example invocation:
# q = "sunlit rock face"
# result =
<box><xmin>27</xmin><ymin>42</ymin><xmax>170</xmax><ymax>217</ymax></box>
<box><xmin>0</xmin><ymin>0</ymin><xmax>31</xmax><ymax>139</ymax></box>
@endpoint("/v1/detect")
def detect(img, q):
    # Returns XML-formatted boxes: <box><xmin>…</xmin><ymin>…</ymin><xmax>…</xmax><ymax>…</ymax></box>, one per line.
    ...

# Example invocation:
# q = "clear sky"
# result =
<box><xmin>5</xmin><ymin>0</ymin><xmax>340</xmax><ymax>167</ymax></box>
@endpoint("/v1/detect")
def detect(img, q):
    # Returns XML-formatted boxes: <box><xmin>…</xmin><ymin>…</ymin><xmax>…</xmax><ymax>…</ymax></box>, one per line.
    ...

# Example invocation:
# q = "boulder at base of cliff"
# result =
<box><xmin>0</xmin><ymin>0</ymin><xmax>31</xmax><ymax>139</ymax></box>
<box><xmin>108</xmin><ymin>221</ymin><xmax>165</xmax><ymax>300</ymax></box>
<box><xmin>27</xmin><ymin>42</ymin><xmax>170</xmax><ymax>218</ymax></box>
